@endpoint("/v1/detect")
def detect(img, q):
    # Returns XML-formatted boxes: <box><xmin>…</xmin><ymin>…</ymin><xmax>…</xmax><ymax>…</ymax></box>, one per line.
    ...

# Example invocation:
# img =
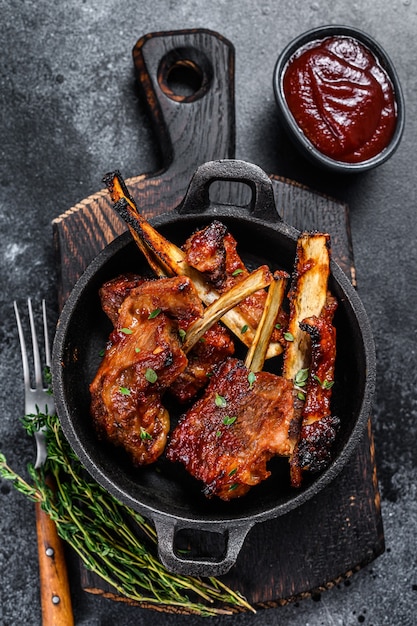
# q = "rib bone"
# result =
<box><xmin>183</xmin><ymin>265</ymin><xmax>274</xmax><ymax>353</ymax></box>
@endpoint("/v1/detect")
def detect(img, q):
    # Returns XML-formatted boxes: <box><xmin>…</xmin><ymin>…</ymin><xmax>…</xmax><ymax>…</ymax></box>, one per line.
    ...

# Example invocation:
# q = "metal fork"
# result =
<box><xmin>14</xmin><ymin>299</ymin><xmax>53</xmax><ymax>467</ymax></box>
<box><xmin>14</xmin><ymin>299</ymin><xmax>74</xmax><ymax>626</ymax></box>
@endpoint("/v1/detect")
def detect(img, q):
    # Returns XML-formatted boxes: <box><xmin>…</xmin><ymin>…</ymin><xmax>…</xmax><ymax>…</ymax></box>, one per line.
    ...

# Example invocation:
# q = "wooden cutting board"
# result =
<box><xmin>52</xmin><ymin>29</ymin><xmax>384</xmax><ymax>611</ymax></box>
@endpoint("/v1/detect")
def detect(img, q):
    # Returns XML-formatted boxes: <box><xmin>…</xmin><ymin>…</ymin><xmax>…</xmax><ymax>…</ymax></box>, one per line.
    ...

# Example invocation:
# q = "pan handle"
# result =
<box><xmin>177</xmin><ymin>159</ymin><xmax>281</xmax><ymax>222</ymax></box>
<box><xmin>154</xmin><ymin>517</ymin><xmax>254</xmax><ymax>577</ymax></box>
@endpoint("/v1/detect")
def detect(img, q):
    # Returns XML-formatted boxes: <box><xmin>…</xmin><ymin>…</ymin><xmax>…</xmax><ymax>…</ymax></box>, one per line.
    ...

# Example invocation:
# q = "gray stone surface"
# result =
<box><xmin>1</xmin><ymin>0</ymin><xmax>416</xmax><ymax>624</ymax></box>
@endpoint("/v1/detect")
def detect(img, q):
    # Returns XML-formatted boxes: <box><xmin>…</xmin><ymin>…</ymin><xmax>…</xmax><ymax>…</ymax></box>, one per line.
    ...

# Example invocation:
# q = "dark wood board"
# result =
<box><xmin>52</xmin><ymin>29</ymin><xmax>384</xmax><ymax>610</ymax></box>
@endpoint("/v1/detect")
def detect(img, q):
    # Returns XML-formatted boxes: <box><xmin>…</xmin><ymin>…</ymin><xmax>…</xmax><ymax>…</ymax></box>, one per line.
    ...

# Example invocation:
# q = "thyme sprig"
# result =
<box><xmin>0</xmin><ymin>410</ymin><xmax>254</xmax><ymax>616</ymax></box>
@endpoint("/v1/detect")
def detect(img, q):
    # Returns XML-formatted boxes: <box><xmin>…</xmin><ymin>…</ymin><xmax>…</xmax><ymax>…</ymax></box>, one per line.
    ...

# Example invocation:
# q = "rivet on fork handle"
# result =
<box><xmin>35</xmin><ymin>481</ymin><xmax>74</xmax><ymax>625</ymax></box>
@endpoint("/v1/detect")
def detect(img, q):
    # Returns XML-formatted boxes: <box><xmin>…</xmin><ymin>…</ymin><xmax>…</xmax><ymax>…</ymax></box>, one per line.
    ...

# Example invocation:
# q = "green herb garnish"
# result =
<box><xmin>148</xmin><ymin>308</ymin><xmax>162</xmax><ymax>319</ymax></box>
<box><xmin>215</xmin><ymin>393</ymin><xmax>227</xmax><ymax>408</ymax></box>
<box><xmin>232</xmin><ymin>268</ymin><xmax>243</xmax><ymax>276</ymax></box>
<box><xmin>223</xmin><ymin>416</ymin><xmax>237</xmax><ymax>426</ymax></box>
<box><xmin>121</xmin><ymin>327</ymin><xmax>133</xmax><ymax>335</ymax></box>
<box><xmin>294</xmin><ymin>368</ymin><xmax>309</xmax><ymax>387</ymax></box>
<box><xmin>140</xmin><ymin>427</ymin><xmax>152</xmax><ymax>441</ymax></box>
<box><xmin>240</xmin><ymin>324</ymin><xmax>249</xmax><ymax>334</ymax></box>
<box><xmin>119</xmin><ymin>386</ymin><xmax>131</xmax><ymax>396</ymax></box>
<box><xmin>248</xmin><ymin>371</ymin><xmax>256</xmax><ymax>389</ymax></box>
<box><xmin>178</xmin><ymin>328</ymin><xmax>186</xmax><ymax>342</ymax></box>
<box><xmin>284</xmin><ymin>331</ymin><xmax>294</xmax><ymax>342</ymax></box>
<box><xmin>314</xmin><ymin>375</ymin><xmax>334</xmax><ymax>390</ymax></box>
<box><xmin>145</xmin><ymin>368</ymin><xmax>158</xmax><ymax>384</ymax></box>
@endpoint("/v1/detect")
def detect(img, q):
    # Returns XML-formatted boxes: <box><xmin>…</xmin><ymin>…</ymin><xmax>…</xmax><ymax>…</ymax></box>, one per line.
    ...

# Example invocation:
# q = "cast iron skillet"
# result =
<box><xmin>52</xmin><ymin>160</ymin><xmax>376</xmax><ymax>576</ymax></box>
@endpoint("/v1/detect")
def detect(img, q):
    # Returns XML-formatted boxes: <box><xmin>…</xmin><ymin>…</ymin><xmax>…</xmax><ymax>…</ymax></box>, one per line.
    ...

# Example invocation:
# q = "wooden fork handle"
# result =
<box><xmin>35</xmin><ymin>477</ymin><xmax>74</xmax><ymax>625</ymax></box>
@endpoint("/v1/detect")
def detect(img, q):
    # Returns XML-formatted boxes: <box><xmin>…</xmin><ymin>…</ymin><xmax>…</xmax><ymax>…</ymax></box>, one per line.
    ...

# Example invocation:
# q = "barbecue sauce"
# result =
<box><xmin>282</xmin><ymin>35</ymin><xmax>397</xmax><ymax>163</ymax></box>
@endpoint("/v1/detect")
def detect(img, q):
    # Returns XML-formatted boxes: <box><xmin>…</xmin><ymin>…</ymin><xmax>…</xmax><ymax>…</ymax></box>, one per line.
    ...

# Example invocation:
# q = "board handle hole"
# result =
<box><xmin>158</xmin><ymin>47</ymin><xmax>213</xmax><ymax>102</ymax></box>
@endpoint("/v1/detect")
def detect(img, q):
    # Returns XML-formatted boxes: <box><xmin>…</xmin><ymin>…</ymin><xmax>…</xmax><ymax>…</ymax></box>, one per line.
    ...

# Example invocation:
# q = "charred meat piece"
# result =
<box><xmin>90</xmin><ymin>276</ymin><xmax>202</xmax><ymax>466</ymax></box>
<box><xmin>290</xmin><ymin>298</ymin><xmax>339</xmax><ymax>486</ymax></box>
<box><xmin>281</xmin><ymin>232</ymin><xmax>335</xmax><ymax>486</ymax></box>
<box><xmin>169</xmin><ymin>323</ymin><xmax>234</xmax><ymax>403</ymax></box>
<box><xmin>182</xmin><ymin>220</ymin><xmax>229</xmax><ymax>289</ymax></box>
<box><xmin>99</xmin><ymin>273</ymin><xmax>146</xmax><ymax>326</ymax></box>
<box><xmin>98</xmin><ymin>273</ymin><xmax>235</xmax><ymax>404</ymax></box>
<box><xmin>183</xmin><ymin>220</ymin><xmax>287</xmax><ymax>346</ymax></box>
<box><xmin>166</xmin><ymin>357</ymin><xmax>294</xmax><ymax>500</ymax></box>
<box><xmin>167</xmin><ymin>272</ymin><xmax>292</xmax><ymax>500</ymax></box>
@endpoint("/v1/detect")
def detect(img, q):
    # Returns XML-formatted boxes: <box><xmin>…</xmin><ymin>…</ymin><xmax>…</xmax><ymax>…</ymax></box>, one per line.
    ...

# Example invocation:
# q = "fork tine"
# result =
<box><xmin>14</xmin><ymin>301</ymin><xmax>31</xmax><ymax>393</ymax></box>
<box><xmin>28</xmin><ymin>298</ymin><xmax>43</xmax><ymax>389</ymax></box>
<box><xmin>42</xmin><ymin>299</ymin><xmax>51</xmax><ymax>368</ymax></box>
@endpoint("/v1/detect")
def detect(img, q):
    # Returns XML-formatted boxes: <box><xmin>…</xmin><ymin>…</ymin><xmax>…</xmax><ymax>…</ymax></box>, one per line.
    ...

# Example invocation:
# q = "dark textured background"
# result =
<box><xmin>1</xmin><ymin>1</ymin><xmax>416</xmax><ymax>625</ymax></box>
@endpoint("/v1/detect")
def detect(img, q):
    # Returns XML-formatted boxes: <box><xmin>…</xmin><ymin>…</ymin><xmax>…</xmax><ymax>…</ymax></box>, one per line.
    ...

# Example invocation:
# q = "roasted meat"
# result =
<box><xmin>281</xmin><ymin>233</ymin><xmax>338</xmax><ymax>487</ymax></box>
<box><xmin>97</xmin><ymin>273</ymin><xmax>234</xmax><ymax>404</ymax></box>
<box><xmin>167</xmin><ymin>272</ymin><xmax>293</xmax><ymax>500</ymax></box>
<box><xmin>166</xmin><ymin>357</ymin><xmax>295</xmax><ymax>500</ymax></box>
<box><xmin>169</xmin><ymin>323</ymin><xmax>234</xmax><ymax>403</ymax></box>
<box><xmin>90</xmin><ymin>276</ymin><xmax>202</xmax><ymax>465</ymax></box>
<box><xmin>290</xmin><ymin>297</ymin><xmax>340</xmax><ymax>486</ymax></box>
<box><xmin>183</xmin><ymin>220</ymin><xmax>288</xmax><ymax>346</ymax></box>
<box><xmin>99</xmin><ymin>273</ymin><xmax>146</xmax><ymax>326</ymax></box>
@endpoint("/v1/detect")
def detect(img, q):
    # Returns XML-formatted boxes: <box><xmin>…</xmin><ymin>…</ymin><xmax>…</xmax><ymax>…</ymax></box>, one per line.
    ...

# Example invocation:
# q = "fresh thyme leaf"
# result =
<box><xmin>121</xmin><ymin>327</ymin><xmax>133</xmax><ymax>335</ymax></box>
<box><xmin>215</xmin><ymin>393</ymin><xmax>227</xmax><ymax>408</ymax></box>
<box><xmin>119</xmin><ymin>387</ymin><xmax>131</xmax><ymax>396</ymax></box>
<box><xmin>284</xmin><ymin>331</ymin><xmax>294</xmax><ymax>341</ymax></box>
<box><xmin>248</xmin><ymin>371</ymin><xmax>256</xmax><ymax>389</ymax></box>
<box><xmin>313</xmin><ymin>374</ymin><xmax>334</xmax><ymax>390</ymax></box>
<box><xmin>148</xmin><ymin>308</ymin><xmax>161</xmax><ymax>320</ymax></box>
<box><xmin>223</xmin><ymin>415</ymin><xmax>237</xmax><ymax>426</ymax></box>
<box><xmin>228</xmin><ymin>468</ymin><xmax>237</xmax><ymax>476</ymax></box>
<box><xmin>178</xmin><ymin>328</ymin><xmax>186</xmax><ymax>342</ymax></box>
<box><xmin>135</xmin><ymin>347</ymin><xmax>141</xmax><ymax>353</ymax></box>
<box><xmin>275</xmin><ymin>323</ymin><xmax>281</xmax><ymax>329</ymax></box>
<box><xmin>140</xmin><ymin>427</ymin><xmax>152</xmax><ymax>441</ymax></box>
<box><xmin>216</xmin><ymin>430</ymin><xmax>222</xmax><ymax>438</ymax></box>
<box><xmin>232</xmin><ymin>268</ymin><xmax>243</xmax><ymax>276</ymax></box>
<box><xmin>240</xmin><ymin>324</ymin><xmax>249</xmax><ymax>334</ymax></box>
<box><xmin>228</xmin><ymin>483</ymin><xmax>239</xmax><ymax>491</ymax></box>
<box><xmin>297</xmin><ymin>391</ymin><xmax>306</xmax><ymax>401</ymax></box>
<box><xmin>295</xmin><ymin>368</ymin><xmax>309</xmax><ymax>386</ymax></box>
<box><xmin>145</xmin><ymin>368</ymin><xmax>158</xmax><ymax>384</ymax></box>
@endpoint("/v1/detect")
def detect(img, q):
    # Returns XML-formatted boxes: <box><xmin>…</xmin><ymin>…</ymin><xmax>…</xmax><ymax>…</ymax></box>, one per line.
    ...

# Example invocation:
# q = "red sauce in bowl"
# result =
<box><xmin>282</xmin><ymin>36</ymin><xmax>397</xmax><ymax>163</ymax></box>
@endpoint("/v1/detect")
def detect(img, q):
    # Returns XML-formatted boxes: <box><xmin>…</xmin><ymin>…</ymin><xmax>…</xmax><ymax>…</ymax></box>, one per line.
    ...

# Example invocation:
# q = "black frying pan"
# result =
<box><xmin>52</xmin><ymin>160</ymin><xmax>376</xmax><ymax>576</ymax></box>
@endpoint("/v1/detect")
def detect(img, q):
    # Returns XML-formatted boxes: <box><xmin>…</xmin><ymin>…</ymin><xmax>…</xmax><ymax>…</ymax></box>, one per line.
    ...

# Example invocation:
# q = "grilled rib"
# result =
<box><xmin>166</xmin><ymin>272</ymin><xmax>295</xmax><ymax>500</ymax></box>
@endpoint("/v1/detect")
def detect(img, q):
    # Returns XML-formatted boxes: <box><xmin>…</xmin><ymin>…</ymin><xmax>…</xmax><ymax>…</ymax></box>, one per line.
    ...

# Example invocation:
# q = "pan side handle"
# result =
<box><xmin>177</xmin><ymin>158</ymin><xmax>282</xmax><ymax>222</ymax></box>
<box><xmin>153</xmin><ymin>517</ymin><xmax>254</xmax><ymax>577</ymax></box>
